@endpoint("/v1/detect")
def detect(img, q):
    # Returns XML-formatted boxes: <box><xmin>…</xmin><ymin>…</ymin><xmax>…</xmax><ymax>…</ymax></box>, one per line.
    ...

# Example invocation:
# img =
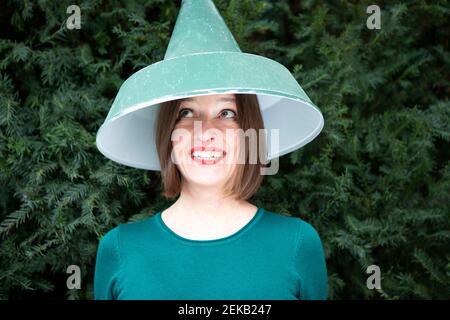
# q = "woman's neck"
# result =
<box><xmin>163</xmin><ymin>181</ymin><xmax>257</xmax><ymax>227</ymax></box>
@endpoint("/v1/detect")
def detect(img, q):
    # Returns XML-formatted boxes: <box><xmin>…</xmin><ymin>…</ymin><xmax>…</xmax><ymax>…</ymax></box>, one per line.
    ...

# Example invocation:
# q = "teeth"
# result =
<box><xmin>192</xmin><ymin>150</ymin><xmax>224</xmax><ymax>160</ymax></box>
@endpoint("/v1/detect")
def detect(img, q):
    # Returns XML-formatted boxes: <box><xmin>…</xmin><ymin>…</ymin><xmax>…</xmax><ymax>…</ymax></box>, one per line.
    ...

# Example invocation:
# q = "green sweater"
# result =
<box><xmin>94</xmin><ymin>207</ymin><xmax>328</xmax><ymax>300</ymax></box>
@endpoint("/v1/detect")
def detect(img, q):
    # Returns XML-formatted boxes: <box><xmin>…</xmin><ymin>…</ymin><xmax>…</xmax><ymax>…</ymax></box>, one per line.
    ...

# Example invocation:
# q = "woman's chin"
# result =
<box><xmin>181</xmin><ymin>160</ymin><xmax>234</xmax><ymax>172</ymax></box>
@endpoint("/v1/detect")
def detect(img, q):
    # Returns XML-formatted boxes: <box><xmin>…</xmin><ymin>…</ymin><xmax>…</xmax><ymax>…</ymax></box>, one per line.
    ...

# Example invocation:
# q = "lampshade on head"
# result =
<box><xmin>95</xmin><ymin>0</ymin><xmax>324</xmax><ymax>171</ymax></box>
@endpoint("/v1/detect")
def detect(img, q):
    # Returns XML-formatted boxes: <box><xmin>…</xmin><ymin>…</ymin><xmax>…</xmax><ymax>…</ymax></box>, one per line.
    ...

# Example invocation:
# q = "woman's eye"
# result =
<box><xmin>178</xmin><ymin>108</ymin><xmax>194</xmax><ymax>118</ymax></box>
<box><xmin>220</xmin><ymin>109</ymin><xmax>236</xmax><ymax>119</ymax></box>
<box><xmin>178</xmin><ymin>108</ymin><xmax>236</xmax><ymax>120</ymax></box>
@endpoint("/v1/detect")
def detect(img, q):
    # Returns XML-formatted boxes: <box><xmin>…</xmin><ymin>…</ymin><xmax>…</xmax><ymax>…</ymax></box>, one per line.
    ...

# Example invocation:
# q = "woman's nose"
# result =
<box><xmin>193</xmin><ymin>118</ymin><xmax>220</xmax><ymax>145</ymax></box>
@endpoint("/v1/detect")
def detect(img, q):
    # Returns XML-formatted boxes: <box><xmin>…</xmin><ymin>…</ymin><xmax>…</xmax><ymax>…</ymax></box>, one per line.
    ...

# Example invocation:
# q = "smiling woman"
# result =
<box><xmin>155</xmin><ymin>93</ymin><xmax>266</xmax><ymax>200</ymax></box>
<box><xmin>93</xmin><ymin>0</ymin><xmax>328</xmax><ymax>300</ymax></box>
<box><xmin>93</xmin><ymin>92</ymin><xmax>329</xmax><ymax>300</ymax></box>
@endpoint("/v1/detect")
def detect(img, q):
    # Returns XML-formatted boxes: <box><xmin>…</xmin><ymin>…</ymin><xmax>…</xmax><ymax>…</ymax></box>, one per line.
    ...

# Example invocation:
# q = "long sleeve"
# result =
<box><xmin>94</xmin><ymin>226</ymin><xmax>121</xmax><ymax>300</ymax></box>
<box><xmin>295</xmin><ymin>219</ymin><xmax>328</xmax><ymax>300</ymax></box>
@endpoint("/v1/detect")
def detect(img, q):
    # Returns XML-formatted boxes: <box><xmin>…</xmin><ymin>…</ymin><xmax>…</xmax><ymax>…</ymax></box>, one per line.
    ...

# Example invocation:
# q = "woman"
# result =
<box><xmin>93</xmin><ymin>93</ymin><xmax>328</xmax><ymax>300</ymax></box>
<box><xmin>94</xmin><ymin>0</ymin><xmax>328</xmax><ymax>300</ymax></box>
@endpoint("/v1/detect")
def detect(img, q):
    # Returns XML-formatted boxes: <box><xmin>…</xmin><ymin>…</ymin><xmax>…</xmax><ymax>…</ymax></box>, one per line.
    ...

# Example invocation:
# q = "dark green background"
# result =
<box><xmin>0</xmin><ymin>0</ymin><xmax>449</xmax><ymax>299</ymax></box>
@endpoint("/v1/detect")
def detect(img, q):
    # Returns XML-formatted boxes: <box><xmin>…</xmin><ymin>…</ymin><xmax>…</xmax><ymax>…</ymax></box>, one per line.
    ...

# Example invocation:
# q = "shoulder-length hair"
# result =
<box><xmin>155</xmin><ymin>94</ymin><xmax>267</xmax><ymax>200</ymax></box>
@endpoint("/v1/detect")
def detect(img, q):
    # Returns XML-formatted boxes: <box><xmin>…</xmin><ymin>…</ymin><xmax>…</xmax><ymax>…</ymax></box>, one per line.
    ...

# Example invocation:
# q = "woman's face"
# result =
<box><xmin>171</xmin><ymin>93</ymin><xmax>241</xmax><ymax>190</ymax></box>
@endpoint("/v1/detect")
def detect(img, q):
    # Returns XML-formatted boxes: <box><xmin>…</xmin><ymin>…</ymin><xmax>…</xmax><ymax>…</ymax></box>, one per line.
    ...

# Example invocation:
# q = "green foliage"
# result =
<box><xmin>0</xmin><ymin>0</ymin><xmax>449</xmax><ymax>299</ymax></box>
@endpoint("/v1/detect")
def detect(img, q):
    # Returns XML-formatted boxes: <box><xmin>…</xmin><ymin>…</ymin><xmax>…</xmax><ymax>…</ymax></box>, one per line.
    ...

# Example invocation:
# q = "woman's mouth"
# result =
<box><xmin>191</xmin><ymin>146</ymin><xmax>226</xmax><ymax>165</ymax></box>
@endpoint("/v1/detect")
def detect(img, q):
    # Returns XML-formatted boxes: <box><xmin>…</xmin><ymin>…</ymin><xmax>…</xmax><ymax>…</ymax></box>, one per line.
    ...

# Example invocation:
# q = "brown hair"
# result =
<box><xmin>155</xmin><ymin>94</ymin><xmax>267</xmax><ymax>200</ymax></box>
